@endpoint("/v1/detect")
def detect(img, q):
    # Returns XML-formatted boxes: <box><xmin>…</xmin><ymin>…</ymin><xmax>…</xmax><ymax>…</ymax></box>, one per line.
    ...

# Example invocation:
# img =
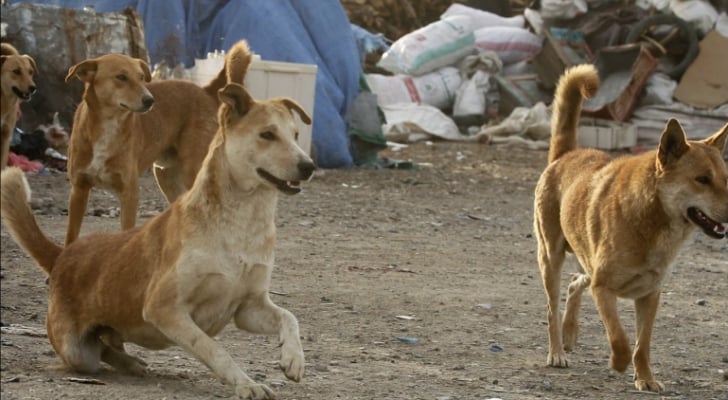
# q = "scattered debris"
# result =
<box><xmin>65</xmin><ymin>377</ymin><xmax>106</xmax><ymax>385</ymax></box>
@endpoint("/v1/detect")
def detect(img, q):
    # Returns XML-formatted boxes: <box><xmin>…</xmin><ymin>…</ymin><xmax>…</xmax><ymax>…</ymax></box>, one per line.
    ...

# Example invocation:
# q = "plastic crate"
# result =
<box><xmin>578</xmin><ymin>118</ymin><xmax>637</xmax><ymax>150</ymax></box>
<box><xmin>189</xmin><ymin>55</ymin><xmax>317</xmax><ymax>155</ymax></box>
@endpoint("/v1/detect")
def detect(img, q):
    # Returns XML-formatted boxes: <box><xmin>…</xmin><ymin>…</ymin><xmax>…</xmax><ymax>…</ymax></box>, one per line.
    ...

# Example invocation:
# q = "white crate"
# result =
<box><xmin>578</xmin><ymin>118</ymin><xmax>637</xmax><ymax>150</ymax></box>
<box><xmin>188</xmin><ymin>55</ymin><xmax>317</xmax><ymax>155</ymax></box>
<box><xmin>246</xmin><ymin>60</ymin><xmax>317</xmax><ymax>155</ymax></box>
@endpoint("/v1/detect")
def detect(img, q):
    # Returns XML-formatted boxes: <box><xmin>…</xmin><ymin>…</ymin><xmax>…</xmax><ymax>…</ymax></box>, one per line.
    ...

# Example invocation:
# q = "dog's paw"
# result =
<box><xmin>124</xmin><ymin>359</ymin><xmax>148</xmax><ymax>377</ymax></box>
<box><xmin>235</xmin><ymin>383</ymin><xmax>276</xmax><ymax>400</ymax></box>
<box><xmin>634</xmin><ymin>378</ymin><xmax>664</xmax><ymax>392</ymax></box>
<box><xmin>547</xmin><ymin>351</ymin><xmax>569</xmax><ymax>368</ymax></box>
<box><xmin>562</xmin><ymin>329</ymin><xmax>577</xmax><ymax>352</ymax></box>
<box><xmin>609</xmin><ymin>350</ymin><xmax>631</xmax><ymax>373</ymax></box>
<box><xmin>280</xmin><ymin>343</ymin><xmax>305</xmax><ymax>382</ymax></box>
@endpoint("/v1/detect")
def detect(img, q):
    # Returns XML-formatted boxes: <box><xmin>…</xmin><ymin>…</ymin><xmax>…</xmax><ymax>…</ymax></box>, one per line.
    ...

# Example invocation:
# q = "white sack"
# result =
<box><xmin>365</xmin><ymin>67</ymin><xmax>462</xmax><ymax>109</ymax></box>
<box><xmin>377</xmin><ymin>16</ymin><xmax>475</xmax><ymax>76</ymax></box>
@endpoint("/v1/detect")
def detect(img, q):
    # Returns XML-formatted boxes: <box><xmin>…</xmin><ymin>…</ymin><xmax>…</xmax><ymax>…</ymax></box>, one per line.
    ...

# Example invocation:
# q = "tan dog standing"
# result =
<box><xmin>64</xmin><ymin>40</ymin><xmax>251</xmax><ymax>245</ymax></box>
<box><xmin>1</xmin><ymin>82</ymin><xmax>316</xmax><ymax>399</ymax></box>
<box><xmin>1</xmin><ymin>42</ymin><xmax>37</xmax><ymax>170</ymax></box>
<box><xmin>534</xmin><ymin>64</ymin><xmax>728</xmax><ymax>392</ymax></box>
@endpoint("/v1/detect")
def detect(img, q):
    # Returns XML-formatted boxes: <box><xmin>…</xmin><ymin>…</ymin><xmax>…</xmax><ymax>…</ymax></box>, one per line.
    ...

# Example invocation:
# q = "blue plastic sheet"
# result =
<box><xmin>9</xmin><ymin>0</ymin><xmax>359</xmax><ymax>167</ymax></box>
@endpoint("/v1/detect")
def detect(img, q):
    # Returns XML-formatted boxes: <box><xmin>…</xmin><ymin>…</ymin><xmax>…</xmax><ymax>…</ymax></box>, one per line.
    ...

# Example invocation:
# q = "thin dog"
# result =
<box><xmin>1</xmin><ymin>42</ymin><xmax>37</xmax><ymax>170</ymax></box>
<box><xmin>64</xmin><ymin>40</ymin><xmax>251</xmax><ymax>245</ymax></box>
<box><xmin>534</xmin><ymin>64</ymin><xmax>728</xmax><ymax>392</ymax></box>
<box><xmin>1</xmin><ymin>82</ymin><xmax>316</xmax><ymax>399</ymax></box>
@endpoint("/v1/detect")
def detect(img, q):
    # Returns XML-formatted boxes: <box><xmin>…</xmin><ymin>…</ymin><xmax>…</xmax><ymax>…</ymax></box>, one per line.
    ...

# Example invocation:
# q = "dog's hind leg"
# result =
<box><xmin>535</xmin><ymin>210</ymin><xmax>570</xmax><ymax>367</ymax></box>
<box><xmin>99</xmin><ymin>328</ymin><xmax>147</xmax><ymax>376</ymax></box>
<box><xmin>633</xmin><ymin>291</ymin><xmax>664</xmax><ymax>392</ymax></box>
<box><xmin>234</xmin><ymin>293</ymin><xmax>305</xmax><ymax>382</ymax></box>
<box><xmin>153</xmin><ymin>164</ymin><xmax>186</xmax><ymax>204</ymax></box>
<box><xmin>562</xmin><ymin>272</ymin><xmax>590</xmax><ymax>351</ymax></box>
<box><xmin>117</xmin><ymin>180</ymin><xmax>139</xmax><ymax>231</ymax></box>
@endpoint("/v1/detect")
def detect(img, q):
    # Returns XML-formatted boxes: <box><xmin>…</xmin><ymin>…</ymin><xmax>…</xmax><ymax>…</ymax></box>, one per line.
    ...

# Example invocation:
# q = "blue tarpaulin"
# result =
<box><xmin>8</xmin><ymin>0</ymin><xmax>360</xmax><ymax>168</ymax></box>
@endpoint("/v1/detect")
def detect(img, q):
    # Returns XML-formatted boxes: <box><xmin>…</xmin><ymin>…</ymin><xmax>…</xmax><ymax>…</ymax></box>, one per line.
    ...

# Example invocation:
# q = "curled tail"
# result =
<box><xmin>203</xmin><ymin>40</ymin><xmax>253</xmax><ymax>98</ymax></box>
<box><xmin>1</xmin><ymin>168</ymin><xmax>62</xmax><ymax>274</ymax></box>
<box><xmin>549</xmin><ymin>64</ymin><xmax>600</xmax><ymax>163</ymax></box>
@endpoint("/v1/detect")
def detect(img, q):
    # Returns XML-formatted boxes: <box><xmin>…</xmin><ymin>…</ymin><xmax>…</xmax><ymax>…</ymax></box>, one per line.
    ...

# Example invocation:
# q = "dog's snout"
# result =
<box><xmin>29</xmin><ymin>85</ymin><xmax>37</xmax><ymax>94</ymax></box>
<box><xmin>298</xmin><ymin>160</ymin><xmax>316</xmax><ymax>179</ymax></box>
<box><xmin>142</xmin><ymin>95</ymin><xmax>155</xmax><ymax>109</ymax></box>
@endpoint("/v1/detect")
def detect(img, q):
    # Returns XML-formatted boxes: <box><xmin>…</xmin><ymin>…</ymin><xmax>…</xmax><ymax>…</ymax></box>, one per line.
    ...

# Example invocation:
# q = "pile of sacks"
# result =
<box><xmin>364</xmin><ymin>4</ymin><xmax>543</xmax><ymax>142</ymax></box>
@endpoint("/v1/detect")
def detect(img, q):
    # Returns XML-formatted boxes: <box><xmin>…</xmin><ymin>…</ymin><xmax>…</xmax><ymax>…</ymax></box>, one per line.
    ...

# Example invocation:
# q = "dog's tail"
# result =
<box><xmin>203</xmin><ymin>40</ymin><xmax>253</xmax><ymax>98</ymax></box>
<box><xmin>1</xmin><ymin>168</ymin><xmax>62</xmax><ymax>275</ymax></box>
<box><xmin>548</xmin><ymin>64</ymin><xmax>600</xmax><ymax>163</ymax></box>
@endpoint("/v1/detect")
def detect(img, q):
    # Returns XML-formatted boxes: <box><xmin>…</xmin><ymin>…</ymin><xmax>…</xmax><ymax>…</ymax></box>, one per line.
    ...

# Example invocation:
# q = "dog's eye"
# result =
<box><xmin>695</xmin><ymin>176</ymin><xmax>711</xmax><ymax>185</ymax></box>
<box><xmin>260</xmin><ymin>131</ymin><xmax>276</xmax><ymax>141</ymax></box>
<box><xmin>116</xmin><ymin>74</ymin><xmax>127</xmax><ymax>82</ymax></box>
<box><xmin>13</xmin><ymin>68</ymin><xmax>21</xmax><ymax>75</ymax></box>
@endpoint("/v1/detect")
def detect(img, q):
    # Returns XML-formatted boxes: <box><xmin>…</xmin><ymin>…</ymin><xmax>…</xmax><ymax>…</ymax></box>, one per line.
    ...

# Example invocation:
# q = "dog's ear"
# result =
<box><xmin>702</xmin><ymin>123</ymin><xmax>728</xmax><ymax>153</ymax></box>
<box><xmin>22</xmin><ymin>55</ymin><xmax>36</xmax><ymax>75</ymax></box>
<box><xmin>657</xmin><ymin>118</ymin><xmax>689</xmax><ymax>167</ymax></box>
<box><xmin>66</xmin><ymin>59</ymin><xmax>98</xmax><ymax>83</ymax></box>
<box><xmin>279</xmin><ymin>98</ymin><xmax>311</xmax><ymax>125</ymax></box>
<box><xmin>138</xmin><ymin>59</ymin><xmax>152</xmax><ymax>82</ymax></box>
<box><xmin>218</xmin><ymin>83</ymin><xmax>253</xmax><ymax>119</ymax></box>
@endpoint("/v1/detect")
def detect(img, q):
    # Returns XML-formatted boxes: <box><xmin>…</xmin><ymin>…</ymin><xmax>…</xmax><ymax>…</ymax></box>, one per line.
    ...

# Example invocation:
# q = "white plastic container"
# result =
<box><xmin>188</xmin><ymin>55</ymin><xmax>317</xmax><ymax>155</ymax></box>
<box><xmin>246</xmin><ymin>60</ymin><xmax>317</xmax><ymax>155</ymax></box>
<box><xmin>578</xmin><ymin>118</ymin><xmax>637</xmax><ymax>150</ymax></box>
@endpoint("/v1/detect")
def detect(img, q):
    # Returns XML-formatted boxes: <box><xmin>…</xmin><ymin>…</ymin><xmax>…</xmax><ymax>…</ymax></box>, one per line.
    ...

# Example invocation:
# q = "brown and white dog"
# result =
<box><xmin>1</xmin><ymin>82</ymin><xmax>316</xmax><ymax>399</ymax></box>
<box><xmin>1</xmin><ymin>42</ymin><xmax>37</xmax><ymax>170</ymax></box>
<box><xmin>64</xmin><ymin>40</ymin><xmax>251</xmax><ymax>245</ymax></box>
<box><xmin>534</xmin><ymin>64</ymin><xmax>728</xmax><ymax>392</ymax></box>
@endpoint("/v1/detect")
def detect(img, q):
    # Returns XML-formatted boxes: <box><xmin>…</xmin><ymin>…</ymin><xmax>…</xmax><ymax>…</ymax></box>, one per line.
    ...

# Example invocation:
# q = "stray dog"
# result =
<box><xmin>64</xmin><ymin>40</ymin><xmax>251</xmax><ymax>245</ymax></box>
<box><xmin>1</xmin><ymin>83</ymin><xmax>316</xmax><ymax>399</ymax></box>
<box><xmin>534</xmin><ymin>64</ymin><xmax>728</xmax><ymax>392</ymax></box>
<box><xmin>1</xmin><ymin>42</ymin><xmax>37</xmax><ymax>170</ymax></box>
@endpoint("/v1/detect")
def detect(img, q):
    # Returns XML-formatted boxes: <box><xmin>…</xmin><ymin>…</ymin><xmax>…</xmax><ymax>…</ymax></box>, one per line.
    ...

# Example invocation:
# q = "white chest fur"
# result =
<box><xmin>85</xmin><ymin>120</ymin><xmax>119</xmax><ymax>186</ymax></box>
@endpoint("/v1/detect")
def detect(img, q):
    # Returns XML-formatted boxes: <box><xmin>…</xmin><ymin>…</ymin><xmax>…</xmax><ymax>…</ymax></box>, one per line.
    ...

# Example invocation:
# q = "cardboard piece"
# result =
<box><xmin>674</xmin><ymin>30</ymin><xmax>728</xmax><ymax>108</ymax></box>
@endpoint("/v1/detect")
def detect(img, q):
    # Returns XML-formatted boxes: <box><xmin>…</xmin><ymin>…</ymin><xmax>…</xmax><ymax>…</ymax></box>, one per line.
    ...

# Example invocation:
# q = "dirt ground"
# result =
<box><xmin>1</xmin><ymin>142</ymin><xmax>727</xmax><ymax>400</ymax></box>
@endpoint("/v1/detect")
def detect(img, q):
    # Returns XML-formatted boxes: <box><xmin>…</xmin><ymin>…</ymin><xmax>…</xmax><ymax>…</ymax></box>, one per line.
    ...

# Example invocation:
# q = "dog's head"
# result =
<box><xmin>656</xmin><ymin>119</ymin><xmax>728</xmax><ymax>239</ymax></box>
<box><xmin>1</xmin><ymin>52</ymin><xmax>36</xmax><ymax>101</ymax></box>
<box><xmin>217</xmin><ymin>83</ymin><xmax>316</xmax><ymax>195</ymax></box>
<box><xmin>66</xmin><ymin>54</ymin><xmax>154</xmax><ymax>113</ymax></box>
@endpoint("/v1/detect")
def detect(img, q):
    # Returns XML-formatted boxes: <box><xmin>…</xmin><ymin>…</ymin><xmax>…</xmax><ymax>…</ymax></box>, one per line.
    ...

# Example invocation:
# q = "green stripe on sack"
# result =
<box><xmin>411</xmin><ymin>32</ymin><xmax>475</xmax><ymax>74</ymax></box>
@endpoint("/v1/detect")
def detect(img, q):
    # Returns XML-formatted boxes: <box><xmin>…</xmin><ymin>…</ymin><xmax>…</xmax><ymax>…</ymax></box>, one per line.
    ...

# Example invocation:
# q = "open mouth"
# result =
<box><xmin>687</xmin><ymin>207</ymin><xmax>726</xmax><ymax>239</ymax></box>
<box><xmin>12</xmin><ymin>87</ymin><xmax>32</xmax><ymax>100</ymax></box>
<box><xmin>256</xmin><ymin>168</ymin><xmax>302</xmax><ymax>195</ymax></box>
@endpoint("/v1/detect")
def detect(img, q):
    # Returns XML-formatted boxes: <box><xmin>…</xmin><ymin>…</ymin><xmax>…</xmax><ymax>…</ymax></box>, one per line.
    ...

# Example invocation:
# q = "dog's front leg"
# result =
<box><xmin>592</xmin><ymin>285</ymin><xmax>632</xmax><ymax>373</ymax></box>
<box><xmin>633</xmin><ymin>291</ymin><xmax>664</xmax><ymax>392</ymax></box>
<box><xmin>117</xmin><ymin>180</ymin><xmax>139</xmax><ymax>231</ymax></box>
<box><xmin>66</xmin><ymin>181</ymin><xmax>91</xmax><ymax>245</ymax></box>
<box><xmin>144</xmin><ymin>305</ymin><xmax>276</xmax><ymax>399</ymax></box>
<box><xmin>234</xmin><ymin>294</ymin><xmax>305</xmax><ymax>382</ymax></box>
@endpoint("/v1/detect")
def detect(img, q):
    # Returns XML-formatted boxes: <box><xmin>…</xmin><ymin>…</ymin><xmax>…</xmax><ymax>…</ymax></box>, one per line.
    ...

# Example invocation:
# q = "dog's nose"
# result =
<box><xmin>142</xmin><ymin>95</ymin><xmax>155</xmax><ymax>109</ymax></box>
<box><xmin>297</xmin><ymin>160</ymin><xmax>316</xmax><ymax>179</ymax></box>
<box><xmin>29</xmin><ymin>85</ymin><xmax>36</xmax><ymax>94</ymax></box>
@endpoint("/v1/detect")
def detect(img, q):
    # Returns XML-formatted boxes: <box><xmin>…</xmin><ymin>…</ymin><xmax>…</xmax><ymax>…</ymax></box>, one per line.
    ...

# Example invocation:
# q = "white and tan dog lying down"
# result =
<box><xmin>1</xmin><ymin>83</ymin><xmax>316</xmax><ymax>400</ymax></box>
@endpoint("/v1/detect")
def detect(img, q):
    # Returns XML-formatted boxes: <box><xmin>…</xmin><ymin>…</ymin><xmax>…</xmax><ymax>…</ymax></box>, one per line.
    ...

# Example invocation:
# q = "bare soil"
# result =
<box><xmin>2</xmin><ymin>142</ymin><xmax>727</xmax><ymax>400</ymax></box>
